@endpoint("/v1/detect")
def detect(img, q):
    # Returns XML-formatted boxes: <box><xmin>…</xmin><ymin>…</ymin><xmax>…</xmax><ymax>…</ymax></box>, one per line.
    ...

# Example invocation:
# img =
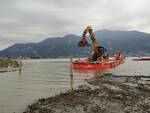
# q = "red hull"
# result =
<box><xmin>133</xmin><ymin>58</ymin><xmax>150</xmax><ymax>61</ymax></box>
<box><xmin>73</xmin><ymin>57</ymin><xmax>125</xmax><ymax>70</ymax></box>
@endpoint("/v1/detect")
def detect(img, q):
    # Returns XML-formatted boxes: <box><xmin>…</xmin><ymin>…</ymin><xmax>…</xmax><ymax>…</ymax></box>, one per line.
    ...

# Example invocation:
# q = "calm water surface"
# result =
<box><xmin>0</xmin><ymin>57</ymin><xmax>149</xmax><ymax>113</ymax></box>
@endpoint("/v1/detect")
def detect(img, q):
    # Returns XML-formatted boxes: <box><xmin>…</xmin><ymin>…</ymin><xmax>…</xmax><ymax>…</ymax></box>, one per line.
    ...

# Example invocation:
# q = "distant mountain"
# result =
<box><xmin>0</xmin><ymin>34</ymin><xmax>89</xmax><ymax>58</ymax></box>
<box><xmin>94</xmin><ymin>30</ymin><xmax>150</xmax><ymax>56</ymax></box>
<box><xmin>0</xmin><ymin>30</ymin><xmax>150</xmax><ymax>58</ymax></box>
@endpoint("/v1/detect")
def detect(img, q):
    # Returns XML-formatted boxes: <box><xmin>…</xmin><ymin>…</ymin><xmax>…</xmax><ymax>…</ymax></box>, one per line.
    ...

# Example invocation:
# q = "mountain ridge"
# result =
<box><xmin>0</xmin><ymin>30</ymin><xmax>150</xmax><ymax>58</ymax></box>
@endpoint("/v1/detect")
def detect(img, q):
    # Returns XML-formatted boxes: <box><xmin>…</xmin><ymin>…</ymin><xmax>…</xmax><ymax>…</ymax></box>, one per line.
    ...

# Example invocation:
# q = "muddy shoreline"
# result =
<box><xmin>23</xmin><ymin>73</ymin><xmax>150</xmax><ymax>113</ymax></box>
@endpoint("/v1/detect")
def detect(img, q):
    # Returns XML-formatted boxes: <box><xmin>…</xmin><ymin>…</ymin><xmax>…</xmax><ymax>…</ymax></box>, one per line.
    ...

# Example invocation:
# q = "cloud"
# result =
<box><xmin>0</xmin><ymin>0</ymin><xmax>150</xmax><ymax>50</ymax></box>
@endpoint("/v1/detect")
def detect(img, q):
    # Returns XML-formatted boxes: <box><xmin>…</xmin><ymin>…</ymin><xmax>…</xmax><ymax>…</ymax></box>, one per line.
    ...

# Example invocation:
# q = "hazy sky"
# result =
<box><xmin>0</xmin><ymin>0</ymin><xmax>150</xmax><ymax>50</ymax></box>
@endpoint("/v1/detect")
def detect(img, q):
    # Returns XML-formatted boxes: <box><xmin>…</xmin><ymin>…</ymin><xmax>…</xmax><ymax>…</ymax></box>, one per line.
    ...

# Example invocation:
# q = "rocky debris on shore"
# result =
<box><xmin>23</xmin><ymin>73</ymin><xmax>150</xmax><ymax>113</ymax></box>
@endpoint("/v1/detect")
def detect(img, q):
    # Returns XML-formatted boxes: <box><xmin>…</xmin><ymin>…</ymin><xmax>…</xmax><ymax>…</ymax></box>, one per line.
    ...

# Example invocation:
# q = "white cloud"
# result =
<box><xmin>0</xmin><ymin>0</ymin><xmax>150</xmax><ymax>50</ymax></box>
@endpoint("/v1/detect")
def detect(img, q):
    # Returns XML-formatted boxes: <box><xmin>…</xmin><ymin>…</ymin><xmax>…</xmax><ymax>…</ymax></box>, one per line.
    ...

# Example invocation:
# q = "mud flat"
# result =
<box><xmin>23</xmin><ymin>73</ymin><xmax>150</xmax><ymax>113</ymax></box>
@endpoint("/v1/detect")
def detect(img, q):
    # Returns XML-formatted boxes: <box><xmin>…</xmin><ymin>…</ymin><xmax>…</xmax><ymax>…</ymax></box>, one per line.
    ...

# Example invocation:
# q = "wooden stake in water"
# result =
<box><xmin>101</xmin><ymin>55</ymin><xmax>104</xmax><ymax>70</ymax></box>
<box><xmin>70</xmin><ymin>56</ymin><xmax>73</xmax><ymax>91</ymax></box>
<box><xmin>18</xmin><ymin>56</ymin><xmax>22</xmax><ymax>73</ymax></box>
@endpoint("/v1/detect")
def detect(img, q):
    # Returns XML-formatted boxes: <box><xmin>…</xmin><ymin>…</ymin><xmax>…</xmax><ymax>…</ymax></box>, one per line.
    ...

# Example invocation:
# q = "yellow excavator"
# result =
<box><xmin>78</xmin><ymin>26</ymin><xmax>107</xmax><ymax>61</ymax></box>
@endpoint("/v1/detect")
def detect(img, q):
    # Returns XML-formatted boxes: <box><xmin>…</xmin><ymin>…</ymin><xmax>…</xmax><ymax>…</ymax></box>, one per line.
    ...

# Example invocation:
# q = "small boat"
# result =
<box><xmin>73</xmin><ymin>56</ymin><xmax>125</xmax><ymax>70</ymax></box>
<box><xmin>133</xmin><ymin>57</ymin><xmax>150</xmax><ymax>61</ymax></box>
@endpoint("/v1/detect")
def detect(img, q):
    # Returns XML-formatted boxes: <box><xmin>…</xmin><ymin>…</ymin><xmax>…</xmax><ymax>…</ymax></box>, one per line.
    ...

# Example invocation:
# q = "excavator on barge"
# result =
<box><xmin>73</xmin><ymin>26</ymin><xmax>125</xmax><ymax>70</ymax></box>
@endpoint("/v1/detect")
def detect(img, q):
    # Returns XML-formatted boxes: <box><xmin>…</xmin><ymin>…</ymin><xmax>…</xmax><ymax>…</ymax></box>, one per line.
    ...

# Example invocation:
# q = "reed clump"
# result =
<box><xmin>0</xmin><ymin>58</ymin><xmax>20</xmax><ymax>68</ymax></box>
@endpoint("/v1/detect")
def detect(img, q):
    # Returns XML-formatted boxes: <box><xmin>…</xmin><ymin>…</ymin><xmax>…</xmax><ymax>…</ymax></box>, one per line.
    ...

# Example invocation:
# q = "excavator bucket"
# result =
<box><xmin>77</xmin><ymin>36</ymin><xmax>90</xmax><ymax>47</ymax></box>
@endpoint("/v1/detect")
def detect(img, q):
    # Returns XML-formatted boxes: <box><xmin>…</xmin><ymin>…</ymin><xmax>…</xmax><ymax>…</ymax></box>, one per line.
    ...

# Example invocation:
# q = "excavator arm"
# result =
<box><xmin>78</xmin><ymin>26</ymin><xmax>108</xmax><ymax>61</ymax></box>
<box><xmin>78</xmin><ymin>26</ymin><xmax>98</xmax><ymax>52</ymax></box>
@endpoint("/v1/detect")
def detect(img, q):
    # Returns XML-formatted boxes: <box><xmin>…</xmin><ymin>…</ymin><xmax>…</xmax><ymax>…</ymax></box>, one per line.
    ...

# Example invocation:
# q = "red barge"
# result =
<box><xmin>73</xmin><ymin>56</ymin><xmax>125</xmax><ymax>70</ymax></box>
<box><xmin>72</xmin><ymin>26</ymin><xmax>125</xmax><ymax>70</ymax></box>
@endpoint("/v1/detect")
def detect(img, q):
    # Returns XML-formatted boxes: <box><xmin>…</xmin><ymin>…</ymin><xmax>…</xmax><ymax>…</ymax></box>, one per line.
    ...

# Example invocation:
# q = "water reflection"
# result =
<box><xmin>73</xmin><ymin>68</ymin><xmax>109</xmax><ymax>80</ymax></box>
<box><xmin>0</xmin><ymin>58</ymin><xmax>149</xmax><ymax>113</ymax></box>
<box><xmin>0</xmin><ymin>59</ymin><xmax>87</xmax><ymax>113</ymax></box>
<box><xmin>0</xmin><ymin>67</ymin><xmax>19</xmax><ymax>73</ymax></box>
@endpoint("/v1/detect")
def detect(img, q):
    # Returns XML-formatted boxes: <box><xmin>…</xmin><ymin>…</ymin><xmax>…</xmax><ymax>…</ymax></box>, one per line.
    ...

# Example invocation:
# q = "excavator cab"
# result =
<box><xmin>97</xmin><ymin>46</ymin><xmax>107</xmax><ymax>55</ymax></box>
<box><xmin>90</xmin><ymin>46</ymin><xmax>108</xmax><ymax>61</ymax></box>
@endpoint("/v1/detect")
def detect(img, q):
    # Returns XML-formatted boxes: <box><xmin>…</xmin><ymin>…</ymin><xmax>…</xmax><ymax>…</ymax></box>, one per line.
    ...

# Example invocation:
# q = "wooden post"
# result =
<box><xmin>70</xmin><ymin>56</ymin><xmax>73</xmax><ymax>91</ymax></box>
<box><xmin>18</xmin><ymin>56</ymin><xmax>22</xmax><ymax>73</ymax></box>
<box><xmin>101</xmin><ymin>55</ymin><xmax>104</xmax><ymax>70</ymax></box>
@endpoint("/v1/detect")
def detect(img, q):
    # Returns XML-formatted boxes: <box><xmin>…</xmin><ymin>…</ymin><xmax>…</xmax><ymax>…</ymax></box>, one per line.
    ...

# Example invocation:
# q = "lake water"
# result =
<box><xmin>0</xmin><ymin>57</ymin><xmax>150</xmax><ymax>113</ymax></box>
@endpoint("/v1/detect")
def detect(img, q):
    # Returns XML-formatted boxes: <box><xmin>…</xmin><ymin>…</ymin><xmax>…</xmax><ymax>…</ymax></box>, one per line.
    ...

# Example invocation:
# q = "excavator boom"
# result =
<box><xmin>78</xmin><ymin>26</ymin><xmax>98</xmax><ymax>52</ymax></box>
